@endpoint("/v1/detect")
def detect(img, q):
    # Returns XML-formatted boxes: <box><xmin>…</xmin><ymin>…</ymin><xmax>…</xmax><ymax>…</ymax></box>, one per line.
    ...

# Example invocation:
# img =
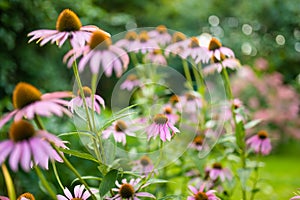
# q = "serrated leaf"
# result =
<box><xmin>99</xmin><ymin>169</ymin><xmax>118</xmax><ymax>197</ymax></box>
<box><xmin>59</xmin><ymin>148</ymin><xmax>98</xmax><ymax>163</ymax></box>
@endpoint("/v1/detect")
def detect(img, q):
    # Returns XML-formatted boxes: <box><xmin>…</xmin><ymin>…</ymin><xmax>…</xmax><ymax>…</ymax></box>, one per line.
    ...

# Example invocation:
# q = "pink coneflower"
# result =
<box><xmin>106</xmin><ymin>178</ymin><xmax>155</xmax><ymax>200</ymax></box>
<box><xmin>203</xmin><ymin>56</ymin><xmax>241</xmax><ymax>75</ymax></box>
<box><xmin>146</xmin><ymin>114</ymin><xmax>180</xmax><ymax>142</ymax></box>
<box><xmin>120</xmin><ymin>74</ymin><xmax>142</xmax><ymax>91</ymax></box>
<box><xmin>148</xmin><ymin>25</ymin><xmax>172</xmax><ymax>46</ymax></box>
<box><xmin>57</xmin><ymin>184</ymin><xmax>98</xmax><ymax>200</ymax></box>
<box><xmin>144</xmin><ymin>49</ymin><xmax>167</xmax><ymax>66</ymax></box>
<box><xmin>291</xmin><ymin>196</ymin><xmax>300</xmax><ymax>200</ymax></box>
<box><xmin>163</xmin><ymin>106</ymin><xmax>179</xmax><ymax>124</ymax></box>
<box><xmin>180</xmin><ymin>37</ymin><xmax>210</xmax><ymax>64</ymax></box>
<box><xmin>69</xmin><ymin>86</ymin><xmax>105</xmax><ymax>114</ymax></box>
<box><xmin>17</xmin><ymin>192</ymin><xmax>35</xmax><ymax>200</ymax></box>
<box><xmin>190</xmin><ymin>135</ymin><xmax>204</xmax><ymax>151</ymax></box>
<box><xmin>179</xmin><ymin>92</ymin><xmax>202</xmax><ymax>114</ymax></box>
<box><xmin>208</xmin><ymin>38</ymin><xmax>235</xmax><ymax>61</ymax></box>
<box><xmin>0</xmin><ymin>120</ymin><xmax>66</xmax><ymax>171</ymax></box>
<box><xmin>63</xmin><ymin>30</ymin><xmax>129</xmax><ymax>76</ymax></box>
<box><xmin>102</xmin><ymin>120</ymin><xmax>135</xmax><ymax>145</ymax></box>
<box><xmin>28</xmin><ymin>9</ymin><xmax>100</xmax><ymax>48</ymax></box>
<box><xmin>206</xmin><ymin>163</ymin><xmax>232</xmax><ymax>182</ymax></box>
<box><xmin>132</xmin><ymin>155</ymin><xmax>156</xmax><ymax>176</ymax></box>
<box><xmin>115</xmin><ymin>31</ymin><xmax>138</xmax><ymax>52</ymax></box>
<box><xmin>165</xmin><ymin>32</ymin><xmax>188</xmax><ymax>56</ymax></box>
<box><xmin>246</xmin><ymin>130</ymin><xmax>272</xmax><ymax>155</ymax></box>
<box><xmin>0</xmin><ymin>82</ymin><xmax>71</xmax><ymax>129</ymax></box>
<box><xmin>130</xmin><ymin>31</ymin><xmax>160</xmax><ymax>54</ymax></box>
<box><xmin>187</xmin><ymin>184</ymin><xmax>219</xmax><ymax>200</ymax></box>
<box><xmin>0</xmin><ymin>196</ymin><xmax>9</xmax><ymax>200</ymax></box>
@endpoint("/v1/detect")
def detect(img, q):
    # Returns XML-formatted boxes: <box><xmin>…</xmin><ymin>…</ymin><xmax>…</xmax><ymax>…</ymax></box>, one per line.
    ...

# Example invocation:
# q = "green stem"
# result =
<box><xmin>130</xmin><ymin>52</ymin><xmax>139</xmax><ymax>66</ymax></box>
<box><xmin>72</xmin><ymin>61</ymin><xmax>93</xmax><ymax>131</ymax></box>
<box><xmin>52</xmin><ymin>161</ymin><xmax>64</xmax><ymax>191</ymax></box>
<box><xmin>182</xmin><ymin>60</ymin><xmax>193</xmax><ymax>90</ymax></box>
<box><xmin>34</xmin><ymin>166</ymin><xmax>57</xmax><ymax>200</ymax></box>
<box><xmin>51</xmin><ymin>144</ymin><xmax>97</xmax><ymax>200</ymax></box>
<box><xmin>1</xmin><ymin>164</ymin><xmax>16</xmax><ymax>200</ymax></box>
<box><xmin>250</xmin><ymin>154</ymin><xmax>261</xmax><ymax>200</ymax></box>
<box><xmin>34</xmin><ymin>115</ymin><xmax>45</xmax><ymax>130</ymax></box>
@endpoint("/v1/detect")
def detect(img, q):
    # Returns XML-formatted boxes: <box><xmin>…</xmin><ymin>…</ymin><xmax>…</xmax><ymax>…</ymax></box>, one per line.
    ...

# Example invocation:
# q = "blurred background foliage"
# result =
<box><xmin>0</xmin><ymin>0</ymin><xmax>299</xmax><ymax>198</ymax></box>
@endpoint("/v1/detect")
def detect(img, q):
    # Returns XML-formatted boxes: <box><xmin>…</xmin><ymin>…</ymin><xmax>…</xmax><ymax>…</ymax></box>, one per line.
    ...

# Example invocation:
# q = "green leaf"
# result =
<box><xmin>158</xmin><ymin>195</ymin><xmax>183</xmax><ymax>200</ymax></box>
<box><xmin>58</xmin><ymin>131</ymin><xmax>95</xmax><ymax>138</ymax></box>
<box><xmin>147</xmin><ymin>178</ymin><xmax>169</xmax><ymax>185</ymax></box>
<box><xmin>99</xmin><ymin>169</ymin><xmax>118</xmax><ymax>197</ymax></box>
<box><xmin>71</xmin><ymin>176</ymin><xmax>102</xmax><ymax>185</ymax></box>
<box><xmin>244</xmin><ymin>119</ymin><xmax>262</xmax><ymax>129</ymax></box>
<box><xmin>59</xmin><ymin>148</ymin><xmax>99</xmax><ymax>163</ymax></box>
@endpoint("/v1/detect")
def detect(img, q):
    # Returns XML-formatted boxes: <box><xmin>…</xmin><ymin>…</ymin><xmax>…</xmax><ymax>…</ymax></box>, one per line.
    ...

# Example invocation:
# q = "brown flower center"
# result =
<box><xmin>185</xmin><ymin>93</ymin><xmax>196</xmax><ymax>101</ymax></box>
<box><xmin>9</xmin><ymin>120</ymin><xmax>35</xmax><ymax>142</ymax></box>
<box><xmin>140</xmin><ymin>156</ymin><xmax>151</xmax><ymax>166</ymax></box>
<box><xmin>71</xmin><ymin>198</ymin><xmax>83</xmax><ymax>200</ymax></box>
<box><xmin>153</xmin><ymin>49</ymin><xmax>162</xmax><ymax>55</ymax></box>
<box><xmin>169</xmin><ymin>95</ymin><xmax>179</xmax><ymax>104</ymax></box>
<box><xmin>119</xmin><ymin>183</ymin><xmax>135</xmax><ymax>198</ymax></box>
<box><xmin>212</xmin><ymin>162</ymin><xmax>223</xmax><ymax>169</ymax></box>
<box><xmin>56</xmin><ymin>9</ymin><xmax>82</xmax><ymax>32</ymax></box>
<box><xmin>115</xmin><ymin>120</ymin><xmax>127</xmax><ymax>132</ymax></box>
<box><xmin>194</xmin><ymin>192</ymin><xmax>208</xmax><ymax>200</ymax></box>
<box><xmin>153</xmin><ymin>114</ymin><xmax>168</xmax><ymax>125</ymax></box>
<box><xmin>164</xmin><ymin>107</ymin><xmax>172</xmax><ymax>114</ymax></box>
<box><xmin>125</xmin><ymin>31</ymin><xmax>138</xmax><ymax>41</ymax></box>
<box><xmin>193</xmin><ymin>135</ymin><xmax>203</xmax><ymax>146</ymax></box>
<box><xmin>139</xmin><ymin>31</ymin><xmax>149</xmax><ymax>43</ymax></box>
<box><xmin>17</xmin><ymin>192</ymin><xmax>35</xmax><ymax>200</ymax></box>
<box><xmin>13</xmin><ymin>82</ymin><xmax>42</xmax><ymax>109</ymax></box>
<box><xmin>127</xmin><ymin>74</ymin><xmax>138</xmax><ymax>81</ymax></box>
<box><xmin>189</xmin><ymin>37</ymin><xmax>200</xmax><ymax>48</ymax></box>
<box><xmin>258</xmin><ymin>130</ymin><xmax>268</xmax><ymax>139</ymax></box>
<box><xmin>89</xmin><ymin>30</ymin><xmax>111</xmax><ymax>50</ymax></box>
<box><xmin>210</xmin><ymin>53</ymin><xmax>226</xmax><ymax>63</ymax></box>
<box><xmin>78</xmin><ymin>86</ymin><xmax>92</xmax><ymax>97</ymax></box>
<box><xmin>172</xmin><ymin>32</ymin><xmax>186</xmax><ymax>43</ymax></box>
<box><xmin>156</xmin><ymin>25</ymin><xmax>167</xmax><ymax>34</ymax></box>
<box><xmin>208</xmin><ymin>37</ymin><xmax>222</xmax><ymax>51</ymax></box>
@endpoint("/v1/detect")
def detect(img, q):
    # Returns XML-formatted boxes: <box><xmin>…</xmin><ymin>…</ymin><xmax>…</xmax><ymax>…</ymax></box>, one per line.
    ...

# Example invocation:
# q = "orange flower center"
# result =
<box><xmin>258</xmin><ymin>130</ymin><xmax>268</xmax><ymax>139</ymax></box>
<box><xmin>140</xmin><ymin>156</ymin><xmax>151</xmax><ymax>166</ymax></box>
<box><xmin>193</xmin><ymin>135</ymin><xmax>203</xmax><ymax>146</ymax></box>
<box><xmin>139</xmin><ymin>31</ymin><xmax>149</xmax><ymax>43</ymax></box>
<box><xmin>119</xmin><ymin>183</ymin><xmax>135</xmax><ymax>198</ymax></box>
<box><xmin>208</xmin><ymin>37</ymin><xmax>222</xmax><ymax>51</ymax></box>
<box><xmin>153</xmin><ymin>49</ymin><xmax>162</xmax><ymax>55</ymax></box>
<box><xmin>71</xmin><ymin>198</ymin><xmax>83</xmax><ymax>200</ymax></box>
<box><xmin>17</xmin><ymin>192</ymin><xmax>35</xmax><ymax>200</ymax></box>
<box><xmin>56</xmin><ymin>9</ymin><xmax>82</xmax><ymax>32</ymax></box>
<box><xmin>127</xmin><ymin>74</ymin><xmax>138</xmax><ymax>81</ymax></box>
<box><xmin>169</xmin><ymin>95</ymin><xmax>179</xmax><ymax>104</ymax></box>
<box><xmin>189</xmin><ymin>37</ymin><xmax>200</xmax><ymax>48</ymax></box>
<box><xmin>125</xmin><ymin>31</ymin><xmax>138</xmax><ymax>41</ymax></box>
<box><xmin>153</xmin><ymin>114</ymin><xmax>168</xmax><ymax>125</ymax></box>
<box><xmin>13</xmin><ymin>82</ymin><xmax>42</xmax><ymax>109</ymax></box>
<box><xmin>89</xmin><ymin>30</ymin><xmax>111</xmax><ymax>50</ymax></box>
<box><xmin>194</xmin><ymin>192</ymin><xmax>208</xmax><ymax>200</ymax></box>
<box><xmin>212</xmin><ymin>162</ymin><xmax>223</xmax><ymax>169</ymax></box>
<box><xmin>156</xmin><ymin>25</ymin><xmax>167</xmax><ymax>34</ymax></box>
<box><xmin>9</xmin><ymin>120</ymin><xmax>35</xmax><ymax>142</ymax></box>
<box><xmin>115</xmin><ymin>120</ymin><xmax>127</xmax><ymax>132</ymax></box>
<box><xmin>172</xmin><ymin>32</ymin><xmax>186</xmax><ymax>43</ymax></box>
<box><xmin>210</xmin><ymin>53</ymin><xmax>226</xmax><ymax>63</ymax></box>
<box><xmin>78</xmin><ymin>86</ymin><xmax>92</xmax><ymax>97</ymax></box>
<box><xmin>164</xmin><ymin>107</ymin><xmax>172</xmax><ymax>114</ymax></box>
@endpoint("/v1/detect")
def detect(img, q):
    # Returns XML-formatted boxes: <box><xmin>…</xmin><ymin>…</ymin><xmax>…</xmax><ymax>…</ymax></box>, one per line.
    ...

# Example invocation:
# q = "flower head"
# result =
<box><xmin>187</xmin><ymin>184</ymin><xmax>219</xmax><ymax>200</ymax></box>
<box><xmin>63</xmin><ymin>30</ymin><xmax>129</xmax><ymax>76</ymax></box>
<box><xmin>145</xmin><ymin>49</ymin><xmax>167</xmax><ymax>66</ymax></box>
<box><xmin>180</xmin><ymin>37</ymin><xmax>210</xmax><ymax>64</ymax></box>
<box><xmin>0</xmin><ymin>82</ymin><xmax>71</xmax><ymax>129</ymax></box>
<box><xmin>17</xmin><ymin>193</ymin><xmax>35</xmax><ymax>200</ymax></box>
<box><xmin>203</xmin><ymin>55</ymin><xmax>240</xmax><ymax>75</ymax></box>
<box><xmin>179</xmin><ymin>92</ymin><xmax>202</xmax><ymax>114</ymax></box>
<box><xmin>190</xmin><ymin>135</ymin><xmax>204</xmax><ymax>151</ymax></box>
<box><xmin>0</xmin><ymin>120</ymin><xmax>66</xmax><ymax>171</ymax></box>
<box><xmin>120</xmin><ymin>74</ymin><xmax>142</xmax><ymax>91</ymax></box>
<box><xmin>132</xmin><ymin>155</ymin><xmax>156</xmax><ymax>176</ymax></box>
<box><xmin>148</xmin><ymin>25</ymin><xmax>172</xmax><ymax>46</ymax></box>
<box><xmin>165</xmin><ymin>32</ymin><xmax>188</xmax><ymax>56</ymax></box>
<box><xmin>246</xmin><ymin>130</ymin><xmax>272</xmax><ymax>155</ymax></box>
<box><xmin>57</xmin><ymin>184</ymin><xmax>98</xmax><ymax>200</ymax></box>
<box><xmin>106</xmin><ymin>178</ymin><xmax>155</xmax><ymax>200</ymax></box>
<box><xmin>163</xmin><ymin>105</ymin><xmax>179</xmax><ymax>124</ymax></box>
<box><xmin>28</xmin><ymin>9</ymin><xmax>100</xmax><ymax>48</ymax></box>
<box><xmin>130</xmin><ymin>31</ymin><xmax>160</xmax><ymax>54</ymax></box>
<box><xmin>206</xmin><ymin>163</ymin><xmax>232</xmax><ymax>182</ymax></box>
<box><xmin>115</xmin><ymin>31</ymin><xmax>139</xmax><ymax>51</ymax></box>
<box><xmin>102</xmin><ymin>120</ymin><xmax>135</xmax><ymax>145</ymax></box>
<box><xmin>146</xmin><ymin>114</ymin><xmax>180</xmax><ymax>142</ymax></box>
<box><xmin>208</xmin><ymin>38</ymin><xmax>235</xmax><ymax>61</ymax></box>
<box><xmin>69</xmin><ymin>86</ymin><xmax>105</xmax><ymax>114</ymax></box>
